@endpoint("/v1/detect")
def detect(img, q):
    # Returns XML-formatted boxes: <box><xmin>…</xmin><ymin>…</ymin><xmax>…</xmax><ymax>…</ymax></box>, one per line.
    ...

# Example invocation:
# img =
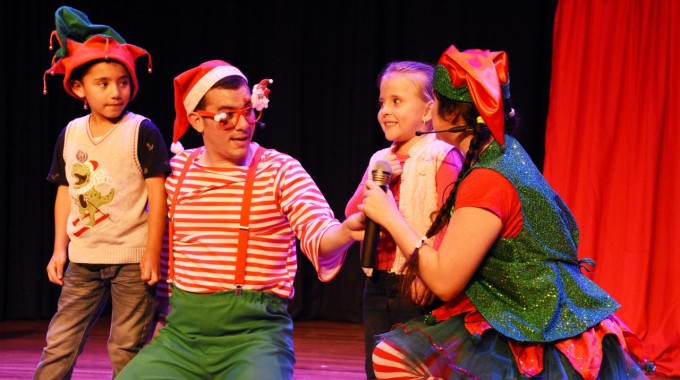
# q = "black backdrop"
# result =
<box><xmin>0</xmin><ymin>0</ymin><xmax>556</xmax><ymax>322</ymax></box>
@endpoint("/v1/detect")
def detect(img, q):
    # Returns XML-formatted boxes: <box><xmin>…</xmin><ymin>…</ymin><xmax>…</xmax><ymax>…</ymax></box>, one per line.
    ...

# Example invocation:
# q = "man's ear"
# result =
<box><xmin>188</xmin><ymin>112</ymin><xmax>204</xmax><ymax>134</ymax></box>
<box><xmin>70</xmin><ymin>80</ymin><xmax>85</xmax><ymax>98</ymax></box>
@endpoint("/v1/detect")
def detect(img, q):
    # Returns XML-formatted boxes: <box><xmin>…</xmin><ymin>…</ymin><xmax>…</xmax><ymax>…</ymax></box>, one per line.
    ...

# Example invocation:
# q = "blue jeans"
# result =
<box><xmin>363</xmin><ymin>270</ymin><xmax>426</xmax><ymax>379</ymax></box>
<box><xmin>34</xmin><ymin>263</ymin><xmax>155</xmax><ymax>380</ymax></box>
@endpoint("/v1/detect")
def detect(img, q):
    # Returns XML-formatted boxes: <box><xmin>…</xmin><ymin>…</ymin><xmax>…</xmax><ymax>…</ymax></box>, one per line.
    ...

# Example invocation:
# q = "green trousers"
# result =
<box><xmin>117</xmin><ymin>286</ymin><xmax>294</xmax><ymax>379</ymax></box>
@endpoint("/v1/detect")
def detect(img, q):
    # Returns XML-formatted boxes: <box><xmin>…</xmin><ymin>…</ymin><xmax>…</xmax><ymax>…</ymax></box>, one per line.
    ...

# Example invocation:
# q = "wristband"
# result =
<box><xmin>414</xmin><ymin>236</ymin><xmax>428</xmax><ymax>250</ymax></box>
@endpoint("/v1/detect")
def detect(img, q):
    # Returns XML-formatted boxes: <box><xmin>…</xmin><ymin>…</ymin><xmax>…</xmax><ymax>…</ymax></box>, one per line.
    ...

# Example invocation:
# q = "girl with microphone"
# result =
<box><xmin>345</xmin><ymin>61</ymin><xmax>463</xmax><ymax>379</ymax></box>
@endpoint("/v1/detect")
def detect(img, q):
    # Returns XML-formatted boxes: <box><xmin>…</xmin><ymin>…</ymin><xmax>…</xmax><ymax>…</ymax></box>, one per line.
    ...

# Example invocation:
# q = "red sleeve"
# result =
<box><xmin>436</xmin><ymin>148</ymin><xmax>464</xmax><ymax>207</ymax></box>
<box><xmin>455</xmin><ymin>168</ymin><xmax>522</xmax><ymax>238</ymax></box>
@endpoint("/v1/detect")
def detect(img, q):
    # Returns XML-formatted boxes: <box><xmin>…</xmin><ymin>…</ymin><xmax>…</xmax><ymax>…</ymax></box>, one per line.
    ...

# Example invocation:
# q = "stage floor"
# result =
<box><xmin>0</xmin><ymin>317</ymin><xmax>365</xmax><ymax>379</ymax></box>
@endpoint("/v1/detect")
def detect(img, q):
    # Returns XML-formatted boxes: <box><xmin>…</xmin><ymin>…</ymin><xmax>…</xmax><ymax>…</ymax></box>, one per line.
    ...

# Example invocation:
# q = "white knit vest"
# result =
<box><xmin>368</xmin><ymin>134</ymin><xmax>454</xmax><ymax>274</ymax></box>
<box><xmin>63</xmin><ymin>112</ymin><xmax>149</xmax><ymax>264</ymax></box>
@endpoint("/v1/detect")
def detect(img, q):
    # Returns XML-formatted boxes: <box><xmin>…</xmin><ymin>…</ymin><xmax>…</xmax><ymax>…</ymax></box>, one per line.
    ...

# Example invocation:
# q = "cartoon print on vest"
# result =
<box><xmin>71</xmin><ymin>159</ymin><xmax>114</xmax><ymax>231</ymax></box>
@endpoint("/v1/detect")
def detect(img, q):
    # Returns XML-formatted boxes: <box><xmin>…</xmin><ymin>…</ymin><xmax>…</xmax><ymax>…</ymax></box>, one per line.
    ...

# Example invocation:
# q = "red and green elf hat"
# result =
<box><xmin>43</xmin><ymin>6</ymin><xmax>152</xmax><ymax>100</ymax></box>
<box><xmin>433</xmin><ymin>45</ymin><xmax>510</xmax><ymax>147</ymax></box>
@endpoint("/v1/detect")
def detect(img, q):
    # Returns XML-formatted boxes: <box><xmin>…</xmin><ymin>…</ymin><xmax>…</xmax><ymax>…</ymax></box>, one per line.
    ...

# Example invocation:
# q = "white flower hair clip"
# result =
<box><xmin>251</xmin><ymin>78</ymin><xmax>273</xmax><ymax>111</ymax></box>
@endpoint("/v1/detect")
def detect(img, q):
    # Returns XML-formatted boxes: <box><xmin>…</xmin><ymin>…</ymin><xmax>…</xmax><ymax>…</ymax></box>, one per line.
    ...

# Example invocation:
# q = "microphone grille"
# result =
<box><xmin>371</xmin><ymin>159</ymin><xmax>392</xmax><ymax>185</ymax></box>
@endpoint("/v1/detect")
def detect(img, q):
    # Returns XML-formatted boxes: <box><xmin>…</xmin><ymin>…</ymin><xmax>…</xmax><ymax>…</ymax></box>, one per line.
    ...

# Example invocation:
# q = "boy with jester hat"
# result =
<box><xmin>36</xmin><ymin>6</ymin><xmax>170</xmax><ymax>379</ymax></box>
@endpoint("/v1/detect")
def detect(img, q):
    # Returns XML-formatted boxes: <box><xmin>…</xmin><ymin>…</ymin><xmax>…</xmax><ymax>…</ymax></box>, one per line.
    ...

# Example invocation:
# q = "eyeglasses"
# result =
<box><xmin>196</xmin><ymin>106</ymin><xmax>263</xmax><ymax>129</ymax></box>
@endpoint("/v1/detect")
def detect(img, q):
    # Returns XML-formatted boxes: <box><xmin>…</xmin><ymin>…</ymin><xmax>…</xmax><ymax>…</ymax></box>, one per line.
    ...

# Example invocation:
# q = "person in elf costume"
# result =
<box><xmin>359</xmin><ymin>45</ymin><xmax>656</xmax><ymax>379</ymax></box>
<box><xmin>117</xmin><ymin>59</ymin><xmax>365</xmax><ymax>379</ymax></box>
<box><xmin>36</xmin><ymin>6</ymin><xmax>170</xmax><ymax>379</ymax></box>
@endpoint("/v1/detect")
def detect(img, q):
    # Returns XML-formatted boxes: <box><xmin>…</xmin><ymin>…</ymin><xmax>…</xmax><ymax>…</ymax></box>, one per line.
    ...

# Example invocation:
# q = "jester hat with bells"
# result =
<box><xmin>433</xmin><ymin>45</ymin><xmax>510</xmax><ymax>147</ymax></box>
<box><xmin>171</xmin><ymin>60</ymin><xmax>273</xmax><ymax>154</ymax></box>
<box><xmin>43</xmin><ymin>6</ymin><xmax>152</xmax><ymax>101</ymax></box>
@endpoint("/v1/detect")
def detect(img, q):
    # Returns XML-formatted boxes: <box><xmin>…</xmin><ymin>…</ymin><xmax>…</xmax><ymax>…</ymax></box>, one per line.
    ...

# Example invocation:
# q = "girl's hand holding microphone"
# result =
<box><xmin>359</xmin><ymin>179</ymin><xmax>400</xmax><ymax>228</ymax></box>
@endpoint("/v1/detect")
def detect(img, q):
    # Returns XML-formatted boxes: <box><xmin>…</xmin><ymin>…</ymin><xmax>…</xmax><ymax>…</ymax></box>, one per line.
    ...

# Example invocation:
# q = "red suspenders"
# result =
<box><xmin>167</xmin><ymin>146</ymin><xmax>265</xmax><ymax>291</ymax></box>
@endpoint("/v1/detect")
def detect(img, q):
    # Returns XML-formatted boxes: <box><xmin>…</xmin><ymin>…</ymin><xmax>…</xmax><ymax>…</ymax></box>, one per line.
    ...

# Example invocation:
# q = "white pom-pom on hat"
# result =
<box><xmin>170</xmin><ymin>141</ymin><xmax>184</xmax><ymax>154</ymax></box>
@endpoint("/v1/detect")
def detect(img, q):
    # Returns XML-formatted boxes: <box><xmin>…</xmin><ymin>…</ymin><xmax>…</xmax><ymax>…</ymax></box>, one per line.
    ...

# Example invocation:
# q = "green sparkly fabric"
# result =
<box><xmin>433</xmin><ymin>65</ymin><xmax>512</xmax><ymax>102</ymax></box>
<box><xmin>433</xmin><ymin>65</ymin><xmax>473</xmax><ymax>102</ymax></box>
<box><xmin>463</xmin><ymin>135</ymin><xmax>619</xmax><ymax>342</ymax></box>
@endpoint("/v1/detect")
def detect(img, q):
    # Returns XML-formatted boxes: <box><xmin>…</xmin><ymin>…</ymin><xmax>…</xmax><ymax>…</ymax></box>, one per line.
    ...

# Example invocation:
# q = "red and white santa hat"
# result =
<box><xmin>171</xmin><ymin>60</ymin><xmax>247</xmax><ymax>154</ymax></box>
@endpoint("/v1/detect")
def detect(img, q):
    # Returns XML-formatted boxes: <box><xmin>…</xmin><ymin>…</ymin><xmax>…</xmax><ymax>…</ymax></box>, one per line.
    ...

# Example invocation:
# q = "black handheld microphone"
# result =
<box><xmin>415</xmin><ymin>125</ymin><xmax>473</xmax><ymax>136</ymax></box>
<box><xmin>361</xmin><ymin>160</ymin><xmax>393</xmax><ymax>269</ymax></box>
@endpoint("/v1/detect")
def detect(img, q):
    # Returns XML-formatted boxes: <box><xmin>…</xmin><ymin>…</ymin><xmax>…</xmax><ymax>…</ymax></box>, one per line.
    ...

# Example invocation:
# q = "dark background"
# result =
<box><xmin>0</xmin><ymin>0</ymin><xmax>557</xmax><ymax>322</ymax></box>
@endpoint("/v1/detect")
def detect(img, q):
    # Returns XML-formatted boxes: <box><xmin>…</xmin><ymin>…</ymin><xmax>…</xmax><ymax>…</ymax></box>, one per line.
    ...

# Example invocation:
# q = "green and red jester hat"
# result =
<box><xmin>43</xmin><ymin>6</ymin><xmax>152</xmax><ymax>101</ymax></box>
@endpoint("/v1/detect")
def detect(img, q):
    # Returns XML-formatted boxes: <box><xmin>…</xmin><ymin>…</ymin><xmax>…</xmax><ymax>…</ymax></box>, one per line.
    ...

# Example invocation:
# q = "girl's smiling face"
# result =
<box><xmin>377</xmin><ymin>73</ymin><xmax>433</xmax><ymax>154</ymax></box>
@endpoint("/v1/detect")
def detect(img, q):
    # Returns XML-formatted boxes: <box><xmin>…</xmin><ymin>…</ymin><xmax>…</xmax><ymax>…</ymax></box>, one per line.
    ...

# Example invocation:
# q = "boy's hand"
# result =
<box><xmin>140</xmin><ymin>250</ymin><xmax>161</xmax><ymax>286</ymax></box>
<box><xmin>46</xmin><ymin>250</ymin><xmax>68</xmax><ymax>286</ymax></box>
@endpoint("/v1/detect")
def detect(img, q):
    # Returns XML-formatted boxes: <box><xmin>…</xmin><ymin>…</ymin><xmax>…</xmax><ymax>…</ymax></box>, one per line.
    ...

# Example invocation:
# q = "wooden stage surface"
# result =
<box><xmin>0</xmin><ymin>317</ymin><xmax>365</xmax><ymax>379</ymax></box>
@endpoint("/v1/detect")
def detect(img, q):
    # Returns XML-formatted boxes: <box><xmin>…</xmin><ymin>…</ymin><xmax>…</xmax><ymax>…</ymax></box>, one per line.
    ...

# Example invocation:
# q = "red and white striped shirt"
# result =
<box><xmin>159</xmin><ymin>145</ymin><xmax>344</xmax><ymax>301</ymax></box>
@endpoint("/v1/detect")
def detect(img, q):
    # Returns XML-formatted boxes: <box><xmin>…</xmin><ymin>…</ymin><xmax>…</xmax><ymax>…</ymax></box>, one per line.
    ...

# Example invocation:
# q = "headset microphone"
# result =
<box><xmin>415</xmin><ymin>125</ymin><xmax>472</xmax><ymax>136</ymax></box>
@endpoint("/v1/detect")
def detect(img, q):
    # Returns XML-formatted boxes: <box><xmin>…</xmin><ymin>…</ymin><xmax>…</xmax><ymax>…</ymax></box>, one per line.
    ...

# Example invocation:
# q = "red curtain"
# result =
<box><xmin>544</xmin><ymin>0</ymin><xmax>679</xmax><ymax>376</ymax></box>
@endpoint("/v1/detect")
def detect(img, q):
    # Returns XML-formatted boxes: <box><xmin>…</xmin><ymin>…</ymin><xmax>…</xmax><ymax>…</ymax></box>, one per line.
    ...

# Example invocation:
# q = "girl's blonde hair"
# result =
<box><xmin>378</xmin><ymin>61</ymin><xmax>434</xmax><ymax>103</ymax></box>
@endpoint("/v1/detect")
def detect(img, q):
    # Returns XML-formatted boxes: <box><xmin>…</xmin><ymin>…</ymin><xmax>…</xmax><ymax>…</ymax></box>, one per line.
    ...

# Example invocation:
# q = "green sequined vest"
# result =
<box><xmin>464</xmin><ymin>135</ymin><xmax>619</xmax><ymax>342</ymax></box>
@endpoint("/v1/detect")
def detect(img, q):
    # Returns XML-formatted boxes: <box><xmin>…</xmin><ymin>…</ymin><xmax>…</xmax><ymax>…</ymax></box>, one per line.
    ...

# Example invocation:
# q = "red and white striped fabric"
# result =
<box><xmin>159</xmin><ymin>145</ymin><xmax>343</xmax><ymax>301</ymax></box>
<box><xmin>373</xmin><ymin>340</ymin><xmax>443</xmax><ymax>379</ymax></box>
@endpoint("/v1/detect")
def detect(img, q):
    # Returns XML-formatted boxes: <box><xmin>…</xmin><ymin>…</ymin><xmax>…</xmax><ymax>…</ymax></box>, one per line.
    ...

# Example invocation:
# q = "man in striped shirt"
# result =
<box><xmin>118</xmin><ymin>60</ymin><xmax>365</xmax><ymax>380</ymax></box>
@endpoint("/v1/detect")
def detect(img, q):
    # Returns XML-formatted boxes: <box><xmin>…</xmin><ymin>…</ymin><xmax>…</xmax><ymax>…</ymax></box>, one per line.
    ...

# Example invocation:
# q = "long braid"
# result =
<box><xmin>401</xmin><ymin>101</ymin><xmax>489</xmax><ymax>295</ymax></box>
<box><xmin>427</xmin><ymin>101</ymin><xmax>489</xmax><ymax>237</ymax></box>
<box><xmin>426</xmin><ymin>133</ymin><xmax>480</xmax><ymax>236</ymax></box>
